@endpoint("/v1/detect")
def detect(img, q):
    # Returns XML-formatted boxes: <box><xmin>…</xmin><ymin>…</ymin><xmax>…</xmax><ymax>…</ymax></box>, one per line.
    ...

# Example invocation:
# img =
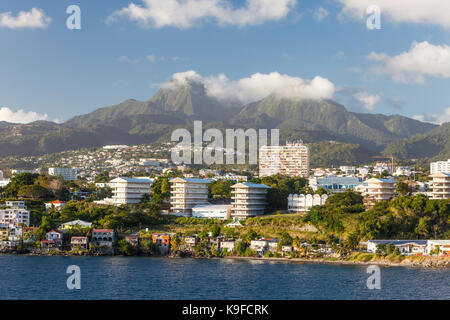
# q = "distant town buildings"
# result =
<box><xmin>102</xmin><ymin>145</ymin><xmax>128</xmax><ymax>150</ymax></box>
<box><xmin>339</xmin><ymin>166</ymin><xmax>356</xmax><ymax>175</ymax></box>
<box><xmin>170</xmin><ymin>178</ymin><xmax>210</xmax><ymax>216</ymax></box>
<box><xmin>97</xmin><ymin>177</ymin><xmax>153</xmax><ymax>206</ymax></box>
<box><xmin>231</xmin><ymin>182</ymin><xmax>270</xmax><ymax>219</ymax></box>
<box><xmin>430</xmin><ymin>172</ymin><xmax>450</xmax><ymax>199</ymax></box>
<box><xmin>309</xmin><ymin>176</ymin><xmax>362</xmax><ymax>193</ymax></box>
<box><xmin>192</xmin><ymin>204</ymin><xmax>231</xmax><ymax>219</ymax></box>
<box><xmin>430</xmin><ymin>159</ymin><xmax>450</xmax><ymax>174</ymax></box>
<box><xmin>287</xmin><ymin>194</ymin><xmax>329</xmax><ymax>213</ymax></box>
<box><xmin>48</xmin><ymin>167</ymin><xmax>78</xmax><ymax>181</ymax></box>
<box><xmin>59</xmin><ymin>220</ymin><xmax>93</xmax><ymax>230</ymax></box>
<box><xmin>259</xmin><ymin>142</ymin><xmax>310</xmax><ymax>177</ymax></box>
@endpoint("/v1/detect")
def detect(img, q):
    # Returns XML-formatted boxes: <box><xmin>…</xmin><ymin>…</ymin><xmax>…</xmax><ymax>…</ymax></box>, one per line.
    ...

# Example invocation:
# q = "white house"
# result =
<box><xmin>60</xmin><ymin>220</ymin><xmax>93</xmax><ymax>230</ymax></box>
<box><xmin>366</xmin><ymin>240</ymin><xmax>428</xmax><ymax>255</ymax></box>
<box><xmin>427</xmin><ymin>240</ymin><xmax>450</xmax><ymax>256</ymax></box>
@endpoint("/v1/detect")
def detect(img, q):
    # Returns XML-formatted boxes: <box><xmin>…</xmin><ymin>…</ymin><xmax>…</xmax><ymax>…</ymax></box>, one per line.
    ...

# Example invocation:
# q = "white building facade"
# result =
<box><xmin>97</xmin><ymin>177</ymin><xmax>153</xmax><ymax>205</ymax></box>
<box><xmin>231</xmin><ymin>183</ymin><xmax>270</xmax><ymax>219</ymax></box>
<box><xmin>48</xmin><ymin>167</ymin><xmax>78</xmax><ymax>181</ymax></box>
<box><xmin>192</xmin><ymin>204</ymin><xmax>231</xmax><ymax>219</ymax></box>
<box><xmin>430</xmin><ymin>159</ymin><xmax>450</xmax><ymax>174</ymax></box>
<box><xmin>170</xmin><ymin>178</ymin><xmax>211</xmax><ymax>216</ymax></box>
<box><xmin>287</xmin><ymin>194</ymin><xmax>328</xmax><ymax>213</ymax></box>
<box><xmin>430</xmin><ymin>172</ymin><xmax>450</xmax><ymax>200</ymax></box>
<box><xmin>259</xmin><ymin>142</ymin><xmax>310</xmax><ymax>177</ymax></box>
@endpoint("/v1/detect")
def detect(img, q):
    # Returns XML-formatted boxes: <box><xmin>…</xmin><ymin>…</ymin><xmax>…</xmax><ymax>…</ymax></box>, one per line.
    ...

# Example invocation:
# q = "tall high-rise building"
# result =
<box><xmin>170</xmin><ymin>178</ymin><xmax>211</xmax><ymax>216</ymax></box>
<box><xmin>231</xmin><ymin>182</ymin><xmax>270</xmax><ymax>219</ymax></box>
<box><xmin>430</xmin><ymin>159</ymin><xmax>450</xmax><ymax>174</ymax></box>
<box><xmin>259</xmin><ymin>142</ymin><xmax>310</xmax><ymax>177</ymax></box>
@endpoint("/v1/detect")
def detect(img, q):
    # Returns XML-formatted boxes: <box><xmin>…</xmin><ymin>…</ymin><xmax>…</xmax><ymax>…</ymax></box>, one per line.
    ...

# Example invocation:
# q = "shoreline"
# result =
<box><xmin>2</xmin><ymin>251</ymin><xmax>448</xmax><ymax>269</ymax></box>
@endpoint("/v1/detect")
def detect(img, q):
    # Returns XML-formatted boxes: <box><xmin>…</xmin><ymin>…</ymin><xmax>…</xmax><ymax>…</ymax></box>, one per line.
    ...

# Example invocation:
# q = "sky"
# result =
<box><xmin>1</xmin><ymin>0</ymin><xmax>450</xmax><ymax>124</ymax></box>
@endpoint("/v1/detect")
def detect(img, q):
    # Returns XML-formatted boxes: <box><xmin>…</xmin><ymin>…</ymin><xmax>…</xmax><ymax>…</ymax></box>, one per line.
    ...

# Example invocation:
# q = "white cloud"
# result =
<box><xmin>313</xmin><ymin>7</ymin><xmax>329</xmax><ymax>22</ymax></box>
<box><xmin>0</xmin><ymin>107</ymin><xmax>54</xmax><ymax>124</ymax></box>
<box><xmin>368</xmin><ymin>41</ymin><xmax>450</xmax><ymax>84</ymax></box>
<box><xmin>107</xmin><ymin>0</ymin><xmax>297</xmax><ymax>29</ymax></box>
<box><xmin>413</xmin><ymin>107</ymin><xmax>450</xmax><ymax>125</ymax></box>
<box><xmin>338</xmin><ymin>0</ymin><xmax>450</xmax><ymax>29</ymax></box>
<box><xmin>353</xmin><ymin>92</ymin><xmax>380</xmax><ymax>111</ymax></box>
<box><xmin>163</xmin><ymin>70</ymin><xmax>335</xmax><ymax>104</ymax></box>
<box><xmin>0</xmin><ymin>8</ymin><xmax>51</xmax><ymax>29</ymax></box>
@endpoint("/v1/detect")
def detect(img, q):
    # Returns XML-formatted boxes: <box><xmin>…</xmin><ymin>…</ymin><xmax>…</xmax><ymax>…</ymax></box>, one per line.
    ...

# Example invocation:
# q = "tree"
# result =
<box><xmin>396</xmin><ymin>181</ymin><xmax>412</xmax><ymax>196</ymax></box>
<box><xmin>117</xmin><ymin>238</ymin><xmax>134</xmax><ymax>256</ymax></box>
<box><xmin>18</xmin><ymin>185</ymin><xmax>53</xmax><ymax>200</ymax></box>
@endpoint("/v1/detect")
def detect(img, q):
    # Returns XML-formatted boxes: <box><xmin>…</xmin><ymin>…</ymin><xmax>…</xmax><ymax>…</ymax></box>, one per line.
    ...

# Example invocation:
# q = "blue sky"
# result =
<box><xmin>1</xmin><ymin>0</ymin><xmax>450</xmax><ymax>124</ymax></box>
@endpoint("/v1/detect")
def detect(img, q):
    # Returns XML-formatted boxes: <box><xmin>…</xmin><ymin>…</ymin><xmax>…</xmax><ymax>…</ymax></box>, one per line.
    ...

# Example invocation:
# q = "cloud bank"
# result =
<box><xmin>0</xmin><ymin>8</ymin><xmax>51</xmax><ymax>29</ymax></box>
<box><xmin>368</xmin><ymin>41</ymin><xmax>450</xmax><ymax>84</ymax></box>
<box><xmin>107</xmin><ymin>0</ymin><xmax>297</xmax><ymax>29</ymax></box>
<box><xmin>338</xmin><ymin>0</ymin><xmax>450</xmax><ymax>29</ymax></box>
<box><xmin>163</xmin><ymin>70</ymin><xmax>335</xmax><ymax>104</ymax></box>
<box><xmin>0</xmin><ymin>107</ymin><xmax>55</xmax><ymax>124</ymax></box>
<box><xmin>413</xmin><ymin>107</ymin><xmax>450</xmax><ymax>125</ymax></box>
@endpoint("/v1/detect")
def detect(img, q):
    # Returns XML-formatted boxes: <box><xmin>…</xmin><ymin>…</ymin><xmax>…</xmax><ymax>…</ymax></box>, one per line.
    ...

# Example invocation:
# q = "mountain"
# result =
<box><xmin>231</xmin><ymin>95</ymin><xmax>437</xmax><ymax>149</ymax></box>
<box><xmin>382</xmin><ymin>122</ymin><xmax>450</xmax><ymax>160</ymax></box>
<box><xmin>0</xmin><ymin>83</ymin><xmax>440</xmax><ymax>163</ymax></box>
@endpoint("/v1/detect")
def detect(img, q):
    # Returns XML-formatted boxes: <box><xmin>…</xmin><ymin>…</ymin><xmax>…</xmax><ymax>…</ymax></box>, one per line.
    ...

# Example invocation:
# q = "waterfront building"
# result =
<box><xmin>287</xmin><ymin>194</ymin><xmax>328</xmax><ymax>213</ymax></box>
<box><xmin>219</xmin><ymin>240</ymin><xmax>235</xmax><ymax>252</ymax></box>
<box><xmin>71</xmin><ymin>236</ymin><xmax>89</xmax><ymax>250</ymax></box>
<box><xmin>259</xmin><ymin>142</ymin><xmax>310</xmax><ymax>177</ymax></box>
<box><xmin>366</xmin><ymin>240</ymin><xmax>428</xmax><ymax>255</ymax></box>
<box><xmin>125</xmin><ymin>234</ymin><xmax>139</xmax><ymax>246</ymax></box>
<box><xmin>309</xmin><ymin>176</ymin><xmax>362</xmax><ymax>193</ymax></box>
<box><xmin>48</xmin><ymin>167</ymin><xmax>78</xmax><ymax>181</ymax></box>
<box><xmin>170</xmin><ymin>178</ymin><xmax>211</xmax><ymax>216</ymax></box>
<box><xmin>231</xmin><ymin>183</ymin><xmax>270</xmax><ymax>219</ymax></box>
<box><xmin>192</xmin><ymin>204</ymin><xmax>231</xmax><ymax>219</ymax></box>
<box><xmin>152</xmin><ymin>233</ymin><xmax>174</xmax><ymax>255</ymax></box>
<box><xmin>91</xmin><ymin>229</ymin><xmax>114</xmax><ymax>247</ymax></box>
<box><xmin>430</xmin><ymin>172</ymin><xmax>450</xmax><ymax>199</ymax></box>
<box><xmin>97</xmin><ymin>177</ymin><xmax>153</xmax><ymax>206</ymax></box>
<box><xmin>427</xmin><ymin>240</ymin><xmax>450</xmax><ymax>256</ymax></box>
<box><xmin>430</xmin><ymin>159</ymin><xmax>450</xmax><ymax>174</ymax></box>
<box><xmin>250</xmin><ymin>239</ymin><xmax>279</xmax><ymax>256</ymax></box>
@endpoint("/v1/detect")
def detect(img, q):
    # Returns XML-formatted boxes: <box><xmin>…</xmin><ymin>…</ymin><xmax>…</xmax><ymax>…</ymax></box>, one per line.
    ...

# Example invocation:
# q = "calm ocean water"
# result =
<box><xmin>0</xmin><ymin>255</ymin><xmax>448</xmax><ymax>300</ymax></box>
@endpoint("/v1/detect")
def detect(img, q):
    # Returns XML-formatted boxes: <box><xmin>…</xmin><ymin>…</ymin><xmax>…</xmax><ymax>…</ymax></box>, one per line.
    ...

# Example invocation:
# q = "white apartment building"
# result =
<box><xmin>231</xmin><ymin>182</ymin><xmax>270</xmax><ymax>219</ymax></box>
<box><xmin>192</xmin><ymin>204</ymin><xmax>232</xmax><ymax>219</ymax></box>
<box><xmin>287</xmin><ymin>194</ymin><xmax>328</xmax><ymax>213</ymax></box>
<box><xmin>170</xmin><ymin>178</ymin><xmax>211</xmax><ymax>216</ymax></box>
<box><xmin>48</xmin><ymin>167</ymin><xmax>78</xmax><ymax>181</ymax></box>
<box><xmin>0</xmin><ymin>201</ymin><xmax>30</xmax><ymax>228</ymax></box>
<box><xmin>259</xmin><ymin>142</ymin><xmax>310</xmax><ymax>177</ymax></box>
<box><xmin>394</xmin><ymin>166</ymin><xmax>412</xmax><ymax>177</ymax></box>
<box><xmin>430</xmin><ymin>172</ymin><xmax>450</xmax><ymax>200</ymax></box>
<box><xmin>339</xmin><ymin>166</ymin><xmax>356</xmax><ymax>175</ymax></box>
<box><xmin>430</xmin><ymin>159</ymin><xmax>450</xmax><ymax>174</ymax></box>
<box><xmin>359</xmin><ymin>178</ymin><xmax>396</xmax><ymax>202</ymax></box>
<box><xmin>97</xmin><ymin>177</ymin><xmax>153</xmax><ymax>205</ymax></box>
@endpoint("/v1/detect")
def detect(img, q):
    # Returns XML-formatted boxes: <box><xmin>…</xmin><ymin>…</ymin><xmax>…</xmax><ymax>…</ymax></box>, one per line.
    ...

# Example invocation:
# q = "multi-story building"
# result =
<box><xmin>430</xmin><ymin>172</ymin><xmax>450</xmax><ymax>199</ymax></box>
<box><xmin>287</xmin><ymin>194</ymin><xmax>329</xmax><ymax>213</ymax></box>
<box><xmin>0</xmin><ymin>201</ymin><xmax>30</xmax><ymax>228</ymax></box>
<box><xmin>259</xmin><ymin>142</ymin><xmax>310</xmax><ymax>177</ymax></box>
<box><xmin>48</xmin><ymin>167</ymin><xmax>78</xmax><ymax>181</ymax></box>
<box><xmin>427</xmin><ymin>240</ymin><xmax>450</xmax><ymax>256</ymax></box>
<box><xmin>359</xmin><ymin>178</ymin><xmax>396</xmax><ymax>203</ymax></box>
<box><xmin>91</xmin><ymin>229</ymin><xmax>115</xmax><ymax>247</ymax></box>
<box><xmin>309</xmin><ymin>176</ymin><xmax>362</xmax><ymax>193</ymax></box>
<box><xmin>231</xmin><ymin>182</ymin><xmax>270</xmax><ymax>219</ymax></box>
<box><xmin>192</xmin><ymin>204</ymin><xmax>232</xmax><ymax>219</ymax></box>
<box><xmin>170</xmin><ymin>178</ymin><xmax>210</xmax><ymax>216</ymax></box>
<box><xmin>152</xmin><ymin>233</ymin><xmax>174</xmax><ymax>255</ymax></box>
<box><xmin>97</xmin><ymin>177</ymin><xmax>153</xmax><ymax>206</ymax></box>
<box><xmin>430</xmin><ymin>159</ymin><xmax>450</xmax><ymax>174</ymax></box>
<box><xmin>339</xmin><ymin>166</ymin><xmax>356</xmax><ymax>175</ymax></box>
